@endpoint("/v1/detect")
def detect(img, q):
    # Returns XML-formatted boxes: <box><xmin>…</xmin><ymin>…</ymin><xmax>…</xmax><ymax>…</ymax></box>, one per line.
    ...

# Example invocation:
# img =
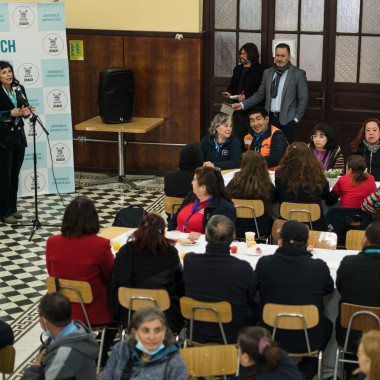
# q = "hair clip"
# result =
<box><xmin>258</xmin><ymin>337</ymin><xmax>271</xmax><ymax>354</ymax></box>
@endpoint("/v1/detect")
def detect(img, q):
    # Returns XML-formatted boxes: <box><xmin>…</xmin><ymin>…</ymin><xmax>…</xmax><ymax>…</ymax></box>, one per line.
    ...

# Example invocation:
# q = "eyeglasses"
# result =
<box><xmin>311</xmin><ymin>134</ymin><xmax>326</xmax><ymax>139</ymax></box>
<box><xmin>238</xmin><ymin>51</ymin><xmax>247</xmax><ymax>56</ymax></box>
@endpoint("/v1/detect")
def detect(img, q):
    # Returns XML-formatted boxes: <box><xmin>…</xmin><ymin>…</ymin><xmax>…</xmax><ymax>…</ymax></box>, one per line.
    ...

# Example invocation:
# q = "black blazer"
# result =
<box><xmin>0</xmin><ymin>84</ymin><xmax>28</xmax><ymax>149</ymax></box>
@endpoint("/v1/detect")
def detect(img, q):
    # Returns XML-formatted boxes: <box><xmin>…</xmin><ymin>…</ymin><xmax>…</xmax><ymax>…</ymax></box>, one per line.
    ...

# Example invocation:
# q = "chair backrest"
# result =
<box><xmin>180</xmin><ymin>297</ymin><xmax>232</xmax><ymax>323</ymax></box>
<box><xmin>280</xmin><ymin>202</ymin><xmax>321</xmax><ymax>228</ymax></box>
<box><xmin>118</xmin><ymin>287</ymin><xmax>171</xmax><ymax>311</ymax></box>
<box><xmin>271</xmin><ymin>219</ymin><xmax>286</xmax><ymax>242</ymax></box>
<box><xmin>46</xmin><ymin>277</ymin><xmax>93</xmax><ymax>303</ymax></box>
<box><xmin>340</xmin><ymin>303</ymin><xmax>380</xmax><ymax>331</ymax></box>
<box><xmin>0</xmin><ymin>345</ymin><xmax>15</xmax><ymax>376</ymax></box>
<box><xmin>263</xmin><ymin>303</ymin><xmax>319</xmax><ymax>330</ymax></box>
<box><xmin>163</xmin><ymin>196</ymin><xmax>184</xmax><ymax>217</ymax></box>
<box><xmin>308</xmin><ymin>230</ymin><xmax>337</xmax><ymax>250</ymax></box>
<box><xmin>180</xmin><ymin>345</ymin><xmax>238</xmax><ymax>377</ymax></box>
<box><xmin>345</xmin><ymin>230</ymin><xmax>365</xmax><ymax>251</ymax></box>
<box><xmin>232</xmin><ymin>199</ymin><xmax>265</xmax><ymax>218</ymax></box>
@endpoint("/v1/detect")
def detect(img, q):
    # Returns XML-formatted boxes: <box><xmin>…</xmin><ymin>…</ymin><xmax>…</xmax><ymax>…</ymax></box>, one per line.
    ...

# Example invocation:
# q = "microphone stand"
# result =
<box><xmin>17</xmin><ymin>90</ymin><xmax>53</xmax><ymax>241</ymax></box>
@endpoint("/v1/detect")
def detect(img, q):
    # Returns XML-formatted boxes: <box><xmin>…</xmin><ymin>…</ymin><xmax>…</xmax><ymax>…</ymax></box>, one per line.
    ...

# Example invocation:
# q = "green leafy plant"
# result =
<box><xmin>325</xmin><ymin>169</ymin><xmax>342</xmax><ymax>178</ymax></box>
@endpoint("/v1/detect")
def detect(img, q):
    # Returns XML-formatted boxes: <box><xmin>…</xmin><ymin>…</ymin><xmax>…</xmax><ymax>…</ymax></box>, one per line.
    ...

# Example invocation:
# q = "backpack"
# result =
<box><xmin>113</xmin><ymin>205</ymin><xmax>146</xmax><ymax>228</ymax></box>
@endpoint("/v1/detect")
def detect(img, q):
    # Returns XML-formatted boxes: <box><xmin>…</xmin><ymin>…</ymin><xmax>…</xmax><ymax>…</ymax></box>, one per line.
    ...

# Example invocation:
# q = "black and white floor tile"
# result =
<box><xmin>0</xmin><ymin>172</ymin><xmax>165</xmax><ymax>378</ymax></box>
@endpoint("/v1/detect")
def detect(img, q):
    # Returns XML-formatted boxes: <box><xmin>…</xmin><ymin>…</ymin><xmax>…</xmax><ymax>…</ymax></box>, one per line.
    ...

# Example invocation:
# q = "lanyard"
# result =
<box><xmin>214</xmin><ymin>137</ymin><xmax>226</xmax><ymax>153</ymax></box>
<box><xmin>183</xmin><ymin>196</ymin><xmax>213</xmax><ymax>231</ymax></box>
<box><xmin>3</xmin><ymin>86</ymin><xmax>17</xmax><ymax>108</ymax></box>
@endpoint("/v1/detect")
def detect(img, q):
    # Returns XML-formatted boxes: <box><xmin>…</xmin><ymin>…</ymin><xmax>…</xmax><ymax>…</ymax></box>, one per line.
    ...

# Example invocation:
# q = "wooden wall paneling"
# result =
<box><xmin>66</xmin><ymin>33</ymin><xmax>124</xmax><ymax>170</ymax></box>
<box><xmin>122</xmin><ymin>36</ymin><xmax>203</xmax><ymax>172</ymax></box>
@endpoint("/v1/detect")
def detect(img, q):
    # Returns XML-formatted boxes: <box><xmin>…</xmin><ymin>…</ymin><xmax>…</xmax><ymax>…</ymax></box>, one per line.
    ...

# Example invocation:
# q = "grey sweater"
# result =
<box><xmin>22</xmin><ymin>321</ymin><xmax>98</xmax><ymax>380</ymax></box>
<box><xmin>101</xmin><ymin>341</ymin><xmax>188</xmax><ymax>380</ymax></box>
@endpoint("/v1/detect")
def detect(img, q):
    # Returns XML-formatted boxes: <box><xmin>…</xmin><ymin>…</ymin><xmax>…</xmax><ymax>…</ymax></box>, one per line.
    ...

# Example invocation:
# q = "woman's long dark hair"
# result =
<box><xmin>61</xmin><ymin>196</ymin><xmax>99</xmax><ymax>238</ymax></box>
<box><xmin>129</xmin><ymin>213</ymin><xmax>175</xmax><ymax>254</ymax></box>
<box><xmin>309</xmin><ymin>123</ymin><xmax>339</xmax><ymax>151</ymax></box>
<box><xmin>351</xmin><ymin>118</ymin><xmax>380</xmax><ymax>152</ymax></box>
<box><xmin>195</xmin><ymin>166</ymin><xmax>232</xmax><ymax>201</ymax></box>
<box><xmin>0</xmin><ymin>61</ymin><xmax>20</xmax><ymax>87</ymax></box>
<box><xmin>276</xmin><ymin>142</ymin><xmax>326</xmax><ymax>196</ymax></box>
<box><xmin>347</xmin><ymin>155</ymin><xmax>369</xmax><ymax>185</ymax></box>
<box><xmin>230</xmin><ymin>151</ymin><xmax>272</xmax><ymax>211</ymax></box>
<box><xmin>238</xmin><ymin>326</ymin><xmax>282</xmax><ymax>379</ymax></box>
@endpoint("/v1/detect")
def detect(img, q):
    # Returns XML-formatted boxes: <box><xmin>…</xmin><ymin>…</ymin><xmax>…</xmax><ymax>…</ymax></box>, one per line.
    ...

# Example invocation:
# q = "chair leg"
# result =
<box><xmin>96</xmin><ymin>327</ymin><xmax>107</xmax><ymax>377</ymax></box>
<box><xmin>333</xmin><ymin>347</ymin><xmax>340</xmax><ymax>380</ymax></box>
<box><xmin>317</xmin><ymin>350</ymin><xmax>323</xmax><ymax>380</ymax></box>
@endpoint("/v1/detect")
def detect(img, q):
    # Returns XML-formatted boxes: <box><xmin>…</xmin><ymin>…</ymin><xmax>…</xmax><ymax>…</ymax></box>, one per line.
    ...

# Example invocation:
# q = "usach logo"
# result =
<box><xmin>12</xmin><ymin>6</ymin><xmax>35</xmax><ymax>29</ymax></box>
<box><xmin>42</xmin><ymin>34</ymin><xmax>64</xmax><ymax>56</ymax></box>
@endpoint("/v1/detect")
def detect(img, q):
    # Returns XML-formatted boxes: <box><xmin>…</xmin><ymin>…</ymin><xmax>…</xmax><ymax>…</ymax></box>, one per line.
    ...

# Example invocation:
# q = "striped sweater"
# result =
<box><xmin>362</xmin><ymin>187</ymin><xmax>380</xmax><ymax>213</ymax></box>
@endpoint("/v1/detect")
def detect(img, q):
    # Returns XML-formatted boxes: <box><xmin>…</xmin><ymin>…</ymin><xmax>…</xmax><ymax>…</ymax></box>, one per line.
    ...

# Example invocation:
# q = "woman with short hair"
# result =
<box><xmin>101</xmin><ymin>306</ymin><xmax>188</xmax><ymax>380</ymax></box>
<box><xmin>167</xmin><ymin>166</ymin><xmax>236</xmax><ymax>233</ymax></box>
<box><xmin>234</xmin><ymin>326</ymin><xmax>301</xmax><ymax>379</ymax></box>
<box><xmin>199</xmin><ymin>113</ymin><xmax>241</xmax><ymax>170</ymax></box>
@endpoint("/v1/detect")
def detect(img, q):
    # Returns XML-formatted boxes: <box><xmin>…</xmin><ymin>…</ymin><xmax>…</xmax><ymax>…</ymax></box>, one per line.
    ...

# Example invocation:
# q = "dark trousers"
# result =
<box><xmin>232</xmin><ymin>112</ymin><xmax>250</xmax><ymax>152</ymax></box>
<box><xmin>0</xmin><ymin>144</ymin><xmax>25</xmax><ymax>218</ymax></box>
<box><xmin>269</xmin><ymin>112</ymin><xmax>296</xmax><ymax>143</ymax></box>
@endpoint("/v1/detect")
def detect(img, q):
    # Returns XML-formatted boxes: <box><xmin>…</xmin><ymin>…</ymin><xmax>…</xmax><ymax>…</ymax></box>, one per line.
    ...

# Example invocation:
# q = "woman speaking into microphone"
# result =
<box><xmin>0</xmin><ymin>61</ymin><xmax>33</xmax><ymax>224</ymax></box>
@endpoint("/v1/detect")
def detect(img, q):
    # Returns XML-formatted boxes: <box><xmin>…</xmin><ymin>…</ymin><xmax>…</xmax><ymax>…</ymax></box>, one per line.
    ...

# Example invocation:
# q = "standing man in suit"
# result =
<box><xmin>232</xmin><ymin>43</ymin><xmax>308</xmax><ymax>143</ymax></box>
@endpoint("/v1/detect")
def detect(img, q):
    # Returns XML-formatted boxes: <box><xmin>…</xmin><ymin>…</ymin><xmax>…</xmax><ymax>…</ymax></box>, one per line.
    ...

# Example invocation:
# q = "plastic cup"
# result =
<box><xmin>113</xmin><ymin>241</ymin><xmax>121</xmax><ymax>252</ymax></box>
<box><xmin>245</xmin><ymin>232</ymin><xmax>256</xmax><ymax>248</ymax></box>
<box><xmin>230</xmin><ymin>246</ymin><xmax>237</xmax><ymax>254</ymax></box>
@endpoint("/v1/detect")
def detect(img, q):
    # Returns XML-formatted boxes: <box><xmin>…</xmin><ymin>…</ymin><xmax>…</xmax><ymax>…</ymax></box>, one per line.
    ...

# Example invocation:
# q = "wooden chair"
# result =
<box><xmin>180</xmin><ymin>345</ymin><xmax>238</xmax><ymax>379</ymax></box>
<box><xmin>270</xmin><ymin>219</ymin><xmax>286</xmax><ymax>242</ymax></box>
<box><xmin>117</xmin><ymin>287</ymin><xmax>170</xmax><ymax>330</ymax></box>
<box><xmin>333</xmin><ymin>303</ymin><xmax>380</xmax><ymax>380</ymax></box>
<box><xmin>308</xmin><ymin>230</ymin><xmax>337</xmax><ymax>250</ymax></box>
<box><xmin>280</xmin><ymin>202</ymin><xmax>321</xmax><ymax>230</ymax></box>
<box><xmin>46</xmin><ymin>277</ymin><xmax>115</xmax><ymax>376</ymax></box>
<box><xmin>232</xmin><ymin>198</ymin><xmax>266</xmax><ymax>239</ymax></box>
<box><xmin>345</xmin><ymin>230</ymin><xmax>365</xmax><ymax>250</ymax></box>
<box><xmin>180</xmin><ymin>296</ymin><xmax>232</xmax><ymax>347</ymax></box>
<box><xmin>262</xmin><ymin>303</ymin><xmax>323</xmax><ymax>380</ymax></box>
<box><xmin>0</xmin><ymin>345</ymin><xmax>15</xmax><ymax>380</ymax></box>
<box><xmin>163</xmin><ymin>196</ymin><xmax>184</xmax><ymax>218</ymax></box>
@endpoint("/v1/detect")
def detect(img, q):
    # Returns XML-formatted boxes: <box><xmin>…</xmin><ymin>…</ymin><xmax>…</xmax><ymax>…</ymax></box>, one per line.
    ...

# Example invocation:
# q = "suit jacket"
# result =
<box><xmin>242</xmin><ymin>64</ymin><xmax>308</xmax><ymax>125</ymax></box>
<box><xmin>0</xmin><ymin>84</ymin><xmax>27</xmax><ymax>149</ymax></box>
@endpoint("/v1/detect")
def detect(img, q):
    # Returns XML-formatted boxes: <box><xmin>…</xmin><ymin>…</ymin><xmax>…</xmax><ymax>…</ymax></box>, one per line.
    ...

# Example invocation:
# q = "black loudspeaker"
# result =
<box><xmin>98</xmin><ymin>67</ymin><xmax>134</xmax><ymax>124</ymax></box>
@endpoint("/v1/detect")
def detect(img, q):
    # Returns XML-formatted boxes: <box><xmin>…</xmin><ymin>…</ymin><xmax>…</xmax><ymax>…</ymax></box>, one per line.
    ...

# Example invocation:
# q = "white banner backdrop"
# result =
<box><xmin>0</xmin><ymin>1</ymin><xmax>75</xmax><ymax>196</ymax></box>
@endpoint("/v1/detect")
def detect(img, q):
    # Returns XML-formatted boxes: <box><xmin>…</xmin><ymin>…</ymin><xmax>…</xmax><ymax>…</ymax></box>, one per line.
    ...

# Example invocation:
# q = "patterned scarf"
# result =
<box><xmin>363</xmin><ymin>139</ymin><xmax>380</xmax><ymax>154</ymax></box>
<box><xmin>271</xmin><ymin>61</ymin><xmax>291</xmax><ymax>98</ymax></box>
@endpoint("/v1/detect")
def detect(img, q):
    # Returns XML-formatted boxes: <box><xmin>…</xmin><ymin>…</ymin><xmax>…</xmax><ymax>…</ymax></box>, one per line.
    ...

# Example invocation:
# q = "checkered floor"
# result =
<box><xmin>0</xmin><ymin>172</ymin><xmax>165</xmax><ymax>378</ymax></box>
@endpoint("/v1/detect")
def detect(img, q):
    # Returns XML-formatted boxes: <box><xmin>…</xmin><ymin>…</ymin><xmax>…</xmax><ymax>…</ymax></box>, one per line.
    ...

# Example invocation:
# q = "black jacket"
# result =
<box><xmin>356</xmin><ymin>143</ymin><xmax>380</xmax><ymax>181</ymax></box>
<box><xmin>107</xmin><ymin>242</ymin><xmax>184</xmax><ymax>333</ymax></box>
<box><xmin>256</xmin><ymin>244</ymin><xmax>334</xmax><ymax>353</ymax></box>
<box><xmin>199</xmin><ymin>135</ymin><xmax>241</xmax><ymax>170</ymax></box>
<box><xmin>167</xmin><ymin>191</ymin><xmax>236</xmax><ymax>231</ymax></box>
<box><xmin>227</xmin><ymin>63</ymin><xmax>265</xmax><ymax>113</ymax></box>
<box><xmin>183</xmin><ymin>243</ymin><xmax>258</xmax><ymax>343</ymax></box>
<box><xmin>336</xmin><ymin>246</ymin><xmax>380</xmax><ymax>351</ymax></box>
<box><xmin>164</xmin><ymin>169</ymin><xmax>195</xmax><ymax>198</ymax></box>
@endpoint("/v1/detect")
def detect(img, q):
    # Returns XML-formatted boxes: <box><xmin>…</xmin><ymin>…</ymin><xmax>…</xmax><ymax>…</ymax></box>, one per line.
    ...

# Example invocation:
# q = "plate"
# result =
<box><xmin>243</xmin><ymin>247</ymin><xmax>264</xmax><ymax>256</ymax></box>
<box><xmin>178</xmin><ymin>239</ymin><xmax>199</xmax><ymax>246</ymax></box>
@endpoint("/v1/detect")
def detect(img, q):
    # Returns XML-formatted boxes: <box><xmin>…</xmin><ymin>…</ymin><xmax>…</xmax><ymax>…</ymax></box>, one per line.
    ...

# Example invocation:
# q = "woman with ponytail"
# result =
<box><xmin>327</xmin><ymin>155</ymin><xmax>376</xmax><ymax>207</ymax></box>
<box><xmin>235</xmin><ymin>326</ymin><xmax>301</xmax><ymax>379</ymax></box>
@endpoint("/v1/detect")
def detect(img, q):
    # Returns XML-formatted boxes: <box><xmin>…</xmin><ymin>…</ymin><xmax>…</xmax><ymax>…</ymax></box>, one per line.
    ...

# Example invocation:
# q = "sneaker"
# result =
<box><xmin>3</xmin><ymin>215</ymin><xmax>18</xmax><ymax>224</ymax></box>
<box><xmin>12</xmin><ymin>212</ymin><xmax>22</xmax><ymax>219</ymax></box>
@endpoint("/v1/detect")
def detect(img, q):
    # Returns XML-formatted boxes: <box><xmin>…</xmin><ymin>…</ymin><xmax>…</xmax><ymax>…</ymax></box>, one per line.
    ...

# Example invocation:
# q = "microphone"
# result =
<box><xmin>14</xmin><ymin>85</ymin><xmax>30</xmax><ymax>107</ymax></box>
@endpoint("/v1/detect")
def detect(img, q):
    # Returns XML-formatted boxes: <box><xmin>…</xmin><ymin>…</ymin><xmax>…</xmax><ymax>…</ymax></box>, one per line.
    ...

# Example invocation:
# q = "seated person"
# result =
<box><xmin>309</xmin><ymin>122</ymin><xmax>345</xmax><ymax>171</ymax></box>
<box><xmin>199</xmin><ymin>113</ymin><xmax>241</xmax><ymax>170</ymax></box>
<box><xmin>107</xmin><ymin>214</ymin><xmax>184</xmax><ymax>334</ymax></box>
<box><xmin>101</xmin><ymin>307</ymin><xmax>188</xmax><ymax>380</ymax></box>
<box><xmin>275</xmin><ymin>142</ymin><xmax>329</xmax><ymax>230</ymax></box>
<box><xmin>0</xmin><ymin>320</ymin><xmax>14</xmax><ymax>348</ymax></box>
<box><xmin>336</xmin><ymin>222</ymin><xmax>380</xmax><ymax>357</ymax></box>
<box><xmin>227</xmin><ymin>151</ymin><xmax>275</xmax><ymax>238</ymax></box>
<box><xmin>164</xmin><ymin>143</ymin><xmax>203</xmax><ymax>197</ymax></box>
<box><xmin>357</xmin><ymin>330</ymin><xmax>380</xmax><ymax>380</ymax></box>
<box><xmin>362</xmin><ymin>186</ymin><xmax>380</xmax><ymax>214</ymax></box>
<box><xmin>234</xmin><ymin>326</ymin><xmax>301</xmax><ymax>380</ymax></box>
<box><xmin>183</xmin><ymin>215</ymin><xmax>258</xmax><ymax>344</ymax></box>
<box><xmin>243</xmin><ymin>107</ymin><xmax>287</xmax><ymax>170</ymax></box>
<box><xmin>22</xmin><ymin>293</ymin><xmax>98</xmax><ymax>380</ymax></box>
<box><xmin>327</xmin><ymin>155</ymin><xmax>376</xmax><ymax>207</ymax></box>
<box><xmin>255</xmin><ymin>221</ymin><xmax>334</xmax><ymax>379</ymax></box>
<box><xmin>167</xmin><ymin>166</ymin><xmax>236</xmax><ymax>233</ymax></box>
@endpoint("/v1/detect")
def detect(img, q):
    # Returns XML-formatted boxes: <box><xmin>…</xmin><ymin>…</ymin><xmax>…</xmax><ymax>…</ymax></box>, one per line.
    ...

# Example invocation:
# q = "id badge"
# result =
<box><xmin>14</xmin><ymin>117</ymin><xmax>20</xmax><ymax>126</ymax></box>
